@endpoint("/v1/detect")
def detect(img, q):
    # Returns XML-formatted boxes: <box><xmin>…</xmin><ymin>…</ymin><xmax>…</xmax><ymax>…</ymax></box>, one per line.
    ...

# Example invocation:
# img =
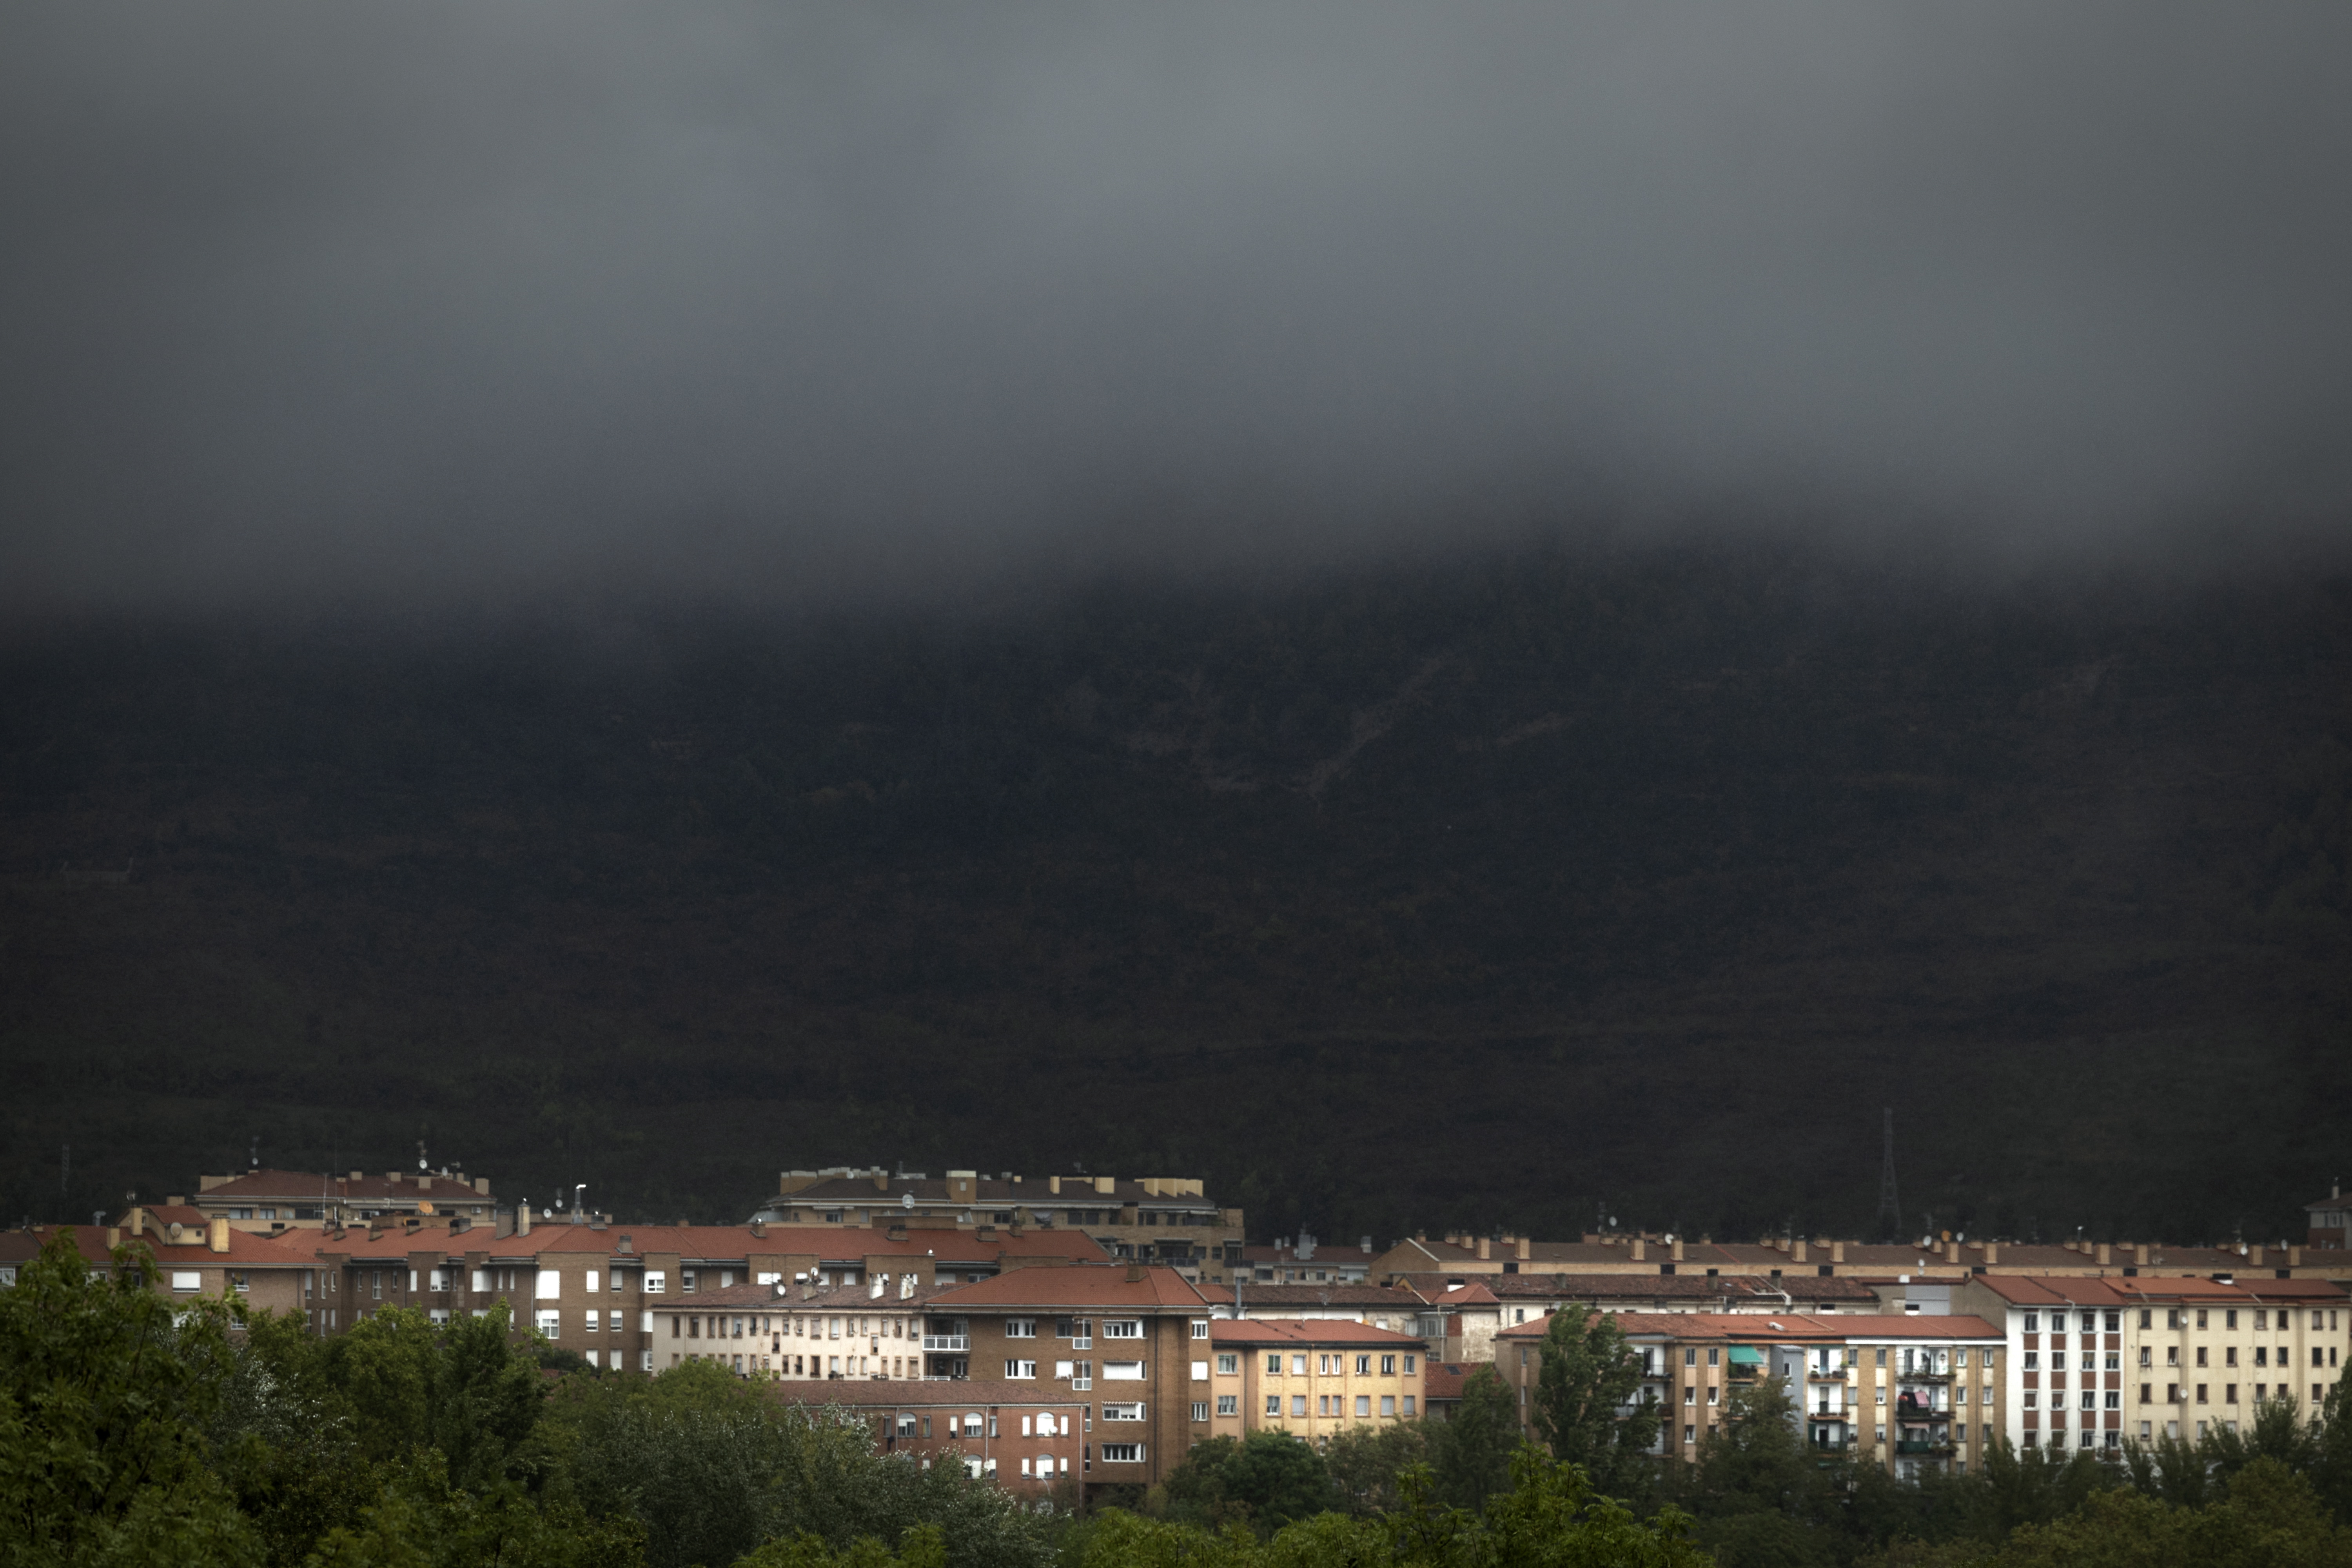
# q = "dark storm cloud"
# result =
<box><xmin>4</xmin><ymin>2</ymin><xmax>2349</xmax><ymax>608</ymax></box>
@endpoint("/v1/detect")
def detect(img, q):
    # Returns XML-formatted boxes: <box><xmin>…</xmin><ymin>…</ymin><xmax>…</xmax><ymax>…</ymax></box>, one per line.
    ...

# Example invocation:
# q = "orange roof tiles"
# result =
<box><xmin>1209</xmin><ymin>1319</ymin><xmax>1426</xmax><ymax>1347</ymax></box>
<box><xmin>927</xmin><ymin>1265</ymin><xmax>1211</xmax><ymax>1310</ymax></box>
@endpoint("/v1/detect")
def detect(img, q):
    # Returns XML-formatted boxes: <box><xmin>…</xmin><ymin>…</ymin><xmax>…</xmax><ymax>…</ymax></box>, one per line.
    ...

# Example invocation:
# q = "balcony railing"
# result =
<box><xmin>921</xmin><ymin>1335</ymin><xmax>968</xmax><ymax>1352</ymax></box>
<box><xmin>1895</xmin><ymin>1439</ymin><xmax>1956</xmax><ymax>1455</ymax></box>
<box><xmin>1807</xmin><ymin>1369</ymin><xmax>1849</xmax><ymax>1383</ymax></box>
<box><xmin>1898</xmin><ymin>1370</ymin><xmax>1953</xmax><ymax>1385</ymax></box>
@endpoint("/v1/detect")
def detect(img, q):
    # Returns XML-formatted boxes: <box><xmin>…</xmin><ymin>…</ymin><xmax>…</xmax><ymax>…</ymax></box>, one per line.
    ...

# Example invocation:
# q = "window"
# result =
<box><xmin>2025</xmin><ymin>1352</ymin><xmax>2040</xmax><ymax>1370</ymax></box>
<box><xmin>1403</xmin><ymin>1396</ymin><xmax>1416</xmax><ymax>1416</ymax></box>
<box><xmin>1103</xmin><ymin>1319</ymin><xmax>1143</xmax><ymax>1339</ymax></box>
<box><xmin>1404</xmin><ymin>1355</ymin><xmax>1416</xmax><ymax>1374</ymax></box>
<box><xmin>1103</xmin><ymin>1361</ymin><xmax>1146</xmax><ymax>1381</ymax></box>
<box><xmin>1877</xmin><ymin>1349</ymin><xmax>1887</xmax><ymax>1367</ymax></box>
<box><xmin>1192</xmin><ymin>1320</ymin><xmax>1209</xmax><ymax>1339</ymax></box>
<box><xmin>1191</xmin><ymin>1401</ymin><xmax>1209</xmax><ymax>1422</ymax></box>
<box><xmin>1100</xmin><ymin>1444</ymin><xmax>1143</xmax><ymax>1463</ymax></box>
<box><xmin>1191</xmin><ymin>1360</ymin><xmax>1209</xmax><ymax>1381</ymax></box>
<box><xmin>1356</xmin><ymin>1355</ymin><xmax>1372</xmax><ymax>1375</ymax></box>
<box><xmin>1292</xmin><ymin>1355</ymin><xmax>1308</xmax><ymax>1376</ymax></box>
<box><xmin>1684</xmin><ymin>1425</ymin><xmax>1695</xmax><ymax>1444</ymax></box>
<box><xmin>1267</xmin><ymin>1354</ymin><xmax>1283</xmax><ymax>1375</ymax></box>
<box><xmin>1381</xmin><ymin>1354</ymin><xmax>1397</xmax><ymax>1374</ymax></box>
<box><xmin>2225</xmin><ymin>1385</ymin><xmax>2238</xmax><ymax>1404</ymax></box>
<box><xmin>1707</xmin><ymin>1349</ymin><xmax>1720</xmax><ymax>1367</ymax></box>
<box><xmin>1684</xmin><ymin>1348</ymin><xmax>1697</xmax><ymax>1367</ymax></box>
<box><xmin>644</xmin><ymin>1272</ymin><xmax>665</xmax><ymax>1294</ymax></box>
<box><xmin>2197</xmin><ymin>1385</ymin><xmax>2209</xmax><ymax>1404</ymax></box>
<box><xmin>1265</xmin><ymin>1395</ymin><xmax>1281</xmax><ymax>1417</ymax></box>
<box><xmin>1684</xmin><ymin>1387</ymin><xmax>1697</xmax><ymax>1406</ymax></box>
<box><xmin>1006</xmin><ymin>1360</ymin><xmax>1037</xmax><ymax>1379</ymax></box>
<box><xmin>536</xmin><ymin>1310</ymin><xmax>561</xmax><ymax>1338</ymax></box>
<box><xmin>1290</xmin><ymin>1396</ymin><xmax>1307</xmax><ymax>1417</ymax></box>
<box><xmin>535</xmin><ymin>1271</ymin><xmax>560</xmax><ymax>1301</ymax></box>
<box><xmin>1006</xmin><ymin>1319</ymin><xmax>1036</xmax><ymax>1338</ymax></box>
<box><xmin>1217</xmin><ymin>1354</ymin><xmax>1239</xmax><ymax>1374</ymax></box>
<box><xmin>584</xmin><ymin>1310</ymin><xmax>598</xmax><ymax>1332</ymax></box>
<box><xmin>170</xmin><ymin>1271</ymin><xmax>201</xmax><ymax>1292</ymax></box>
<box><xmin>1102</xmin><ymin>1402</ymin><xmax>1145</xmax><ymax>1421</ymax></box>
<box><xmin>2197</xmin><ymin>1311</ymin><xmax>2209</xmax><ymax>1330</ymax></box>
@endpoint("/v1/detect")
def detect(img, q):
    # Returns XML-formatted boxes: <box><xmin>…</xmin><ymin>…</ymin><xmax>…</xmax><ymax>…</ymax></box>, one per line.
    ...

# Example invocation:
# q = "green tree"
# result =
<box><xmin>1529</xmin><ymin>1305</ymin><xmax>1661</xmax><ymax>1503</ymax></box>
<box><xmin>1427</xmin><ymin>1368</ymin><xmax>1519</xmax><ymax>1512</ymax></box>
<box><xmin>1214</xmin><ymin>1430</ymin><xmax>1333</xmax><ymax>1532</ymax></box>
<box><xmin>0</xmin><ymin>1230</ymin><xmax>261</xmax><ymax>1567</ymax></box>
<box><xmin>1667</xmin><ymin>1374</ymin><xmax>1849</xmax><ymax>1567</ymax></box>
<box><xmin>1323</xmin><ymin>1421</ymin><xmax>1429</xmax><ymax>1516</ymax></box>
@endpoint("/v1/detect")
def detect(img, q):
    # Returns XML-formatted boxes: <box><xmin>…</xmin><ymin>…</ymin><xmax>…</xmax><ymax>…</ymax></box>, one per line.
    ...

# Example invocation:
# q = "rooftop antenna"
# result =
<box><xmin>250</xmin><ymin>1135</ymin><xmax>260</xmax><ymax>1171</ymax></box>
<box><xmin>417</xmin><ymin>1139</ymin><xmax>428</xmax><ymax>1172</ymax></box>
<box><xmin>1876</xmin><ymin>1108</ymin><xmax>1902</xmax><ymax>1240</ymax></box>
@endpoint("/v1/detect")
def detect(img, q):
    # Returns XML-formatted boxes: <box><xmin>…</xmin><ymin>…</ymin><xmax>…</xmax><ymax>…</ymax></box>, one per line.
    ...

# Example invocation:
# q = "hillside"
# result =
<box><xmin>4</xmin><ymin>545</ymin><xmax>2348</xmax><ymax>1245</ymax></box>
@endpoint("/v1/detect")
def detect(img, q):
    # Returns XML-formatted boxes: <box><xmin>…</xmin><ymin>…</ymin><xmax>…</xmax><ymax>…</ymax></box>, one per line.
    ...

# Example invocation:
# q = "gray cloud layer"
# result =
<box><xmin>5</xmin><ymin>2</ymin><xmax>2349</xmax><ymax>608</ymax></box>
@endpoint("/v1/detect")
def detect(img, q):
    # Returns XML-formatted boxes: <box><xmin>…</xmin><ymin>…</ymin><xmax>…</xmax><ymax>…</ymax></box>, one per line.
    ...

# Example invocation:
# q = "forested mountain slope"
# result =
<box><xmin>4</xmin><ymin>546</ymin><xmax>2347</xmax><ymax>1243</ymax></box>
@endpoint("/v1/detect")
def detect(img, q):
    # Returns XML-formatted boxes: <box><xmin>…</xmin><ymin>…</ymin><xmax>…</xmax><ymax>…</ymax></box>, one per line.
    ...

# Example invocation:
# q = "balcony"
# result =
<box><xmin>1807</xmin><ymin>1410</ymin><xmax>1850</xmax><ymax>1422</ymax></box>
<box><xmin>920</xmin><ymin>1335</ymin><xmax>968</xmax><ymax>1352</ymax></box>
<box><xmin>1898</xmin><ymin>1370</ymin><xmax>1953</xmax><ymax>1385</ymax></box>
<box><xmin>1807</xmin><ymin>1368</ymin><xmax>1850</xmax><ymax>1383</ymax></box>
<box><xmin>1895</xmin><ymin>1439</ymin><xmax>1956</xmax><ymax>1455</ymax></box>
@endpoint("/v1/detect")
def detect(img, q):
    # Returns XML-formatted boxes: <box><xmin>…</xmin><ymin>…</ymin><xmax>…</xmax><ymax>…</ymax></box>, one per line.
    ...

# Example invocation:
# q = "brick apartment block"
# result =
<box><xmin>755</xmin><ymin>1168</ymin><xmax>1244</xmax><ymax>1282</ymax></box>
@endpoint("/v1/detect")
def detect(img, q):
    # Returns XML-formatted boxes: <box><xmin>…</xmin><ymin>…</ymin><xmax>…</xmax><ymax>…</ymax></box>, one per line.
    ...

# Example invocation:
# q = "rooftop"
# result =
<box><xmin>1209</xmin><ymin>1319</ymin><xmax>1427</xmax><ymax>1347</ymax></box>
<box><xmin>1497</xmin><ymin>1311</ymin><xmax>2004</xmax><ymax>1343</ymax></box>
<box><xmin>927</xmin><ymin>1265</ymin><xmax>1212</xmax><ymax>1311</ymax></box>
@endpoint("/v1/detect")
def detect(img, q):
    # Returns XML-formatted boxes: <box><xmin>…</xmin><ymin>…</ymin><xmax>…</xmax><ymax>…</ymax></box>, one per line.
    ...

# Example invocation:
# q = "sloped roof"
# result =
<box><xmin>196</xmin><ymin>1168</ymin><xmax>491</xmax><ymax>1203</ymax></box>
<box><xmin>928</xmin><ymin>1265</ymin><xmax>1210</xmax><ymax>1310</ymax></box>
<box><xmin>1210</xmin><ymin>1319</ymin><xmax>1426</xmax><ymax>1347</ymax></box>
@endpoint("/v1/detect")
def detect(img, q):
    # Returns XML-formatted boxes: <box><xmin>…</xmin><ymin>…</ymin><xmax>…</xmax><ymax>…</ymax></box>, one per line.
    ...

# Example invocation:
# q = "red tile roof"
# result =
<box><xmin>927</xmin><ymin>1265</ymin><xmax>1211</xmax><ymax>1310</ymax></box>
<box><xmin>1209</xmin><ymin>1319</ymin><xmax>1426</xmax><ymax>1347</ymax></box>
<box><xmin>1422</xmin><ymin>1362</ymin><xmax>1475</xmax><ymax>1403</ymax></box>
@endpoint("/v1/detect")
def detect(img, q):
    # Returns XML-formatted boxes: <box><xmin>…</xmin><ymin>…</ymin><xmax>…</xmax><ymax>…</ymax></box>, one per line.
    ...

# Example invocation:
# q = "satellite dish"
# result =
<box><xmin>902</xmin><ymin>1192</ymin><xmax>914</xmax><ymax>1209</ymax></box>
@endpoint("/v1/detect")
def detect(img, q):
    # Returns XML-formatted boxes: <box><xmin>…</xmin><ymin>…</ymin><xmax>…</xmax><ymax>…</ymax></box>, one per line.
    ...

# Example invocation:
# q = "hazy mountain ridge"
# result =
<box><xmin>2</xmin><ymin>548</ymin><xmax>2347</xmax><ymax>1242</ymax></box>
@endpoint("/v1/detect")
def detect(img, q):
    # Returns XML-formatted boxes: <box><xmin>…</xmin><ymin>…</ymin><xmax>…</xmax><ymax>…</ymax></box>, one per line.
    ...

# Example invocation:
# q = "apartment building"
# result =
<box><xmin>1</xmin><ymin>1214</ymin><xmax>315</xmax><ymax>1321</ymax></box>
<box><xmin>756</xmin><ymin>1169</ymin><xmax>1244</xmax><ymax>1283</ymax></box>
<box><xmin>1204</xmin><ymin>1320</ymin><xmax>1427</xmax><ymax>1443</ymax></box>
<box><xmin>1495</xmin><ymin>1311</ymin><xmax>2006</xmax><ymax>1479</ymax></box>
<box><xmin>1947</xmin><ymin>1274</ymin><xmax>2352</xmax><ymax>1456</ymax></box>
<box><xmin>1210</xmin><ymin>1282</ymin><xmax>1429</xmax><ymax>1330</ymax></box>
<box><xmin>1377</xmin><ymin>1231</ymin><xmax>2347</xmax><ymax>1285</ymax></box>
<box><xmin>910</xmin><ymin>1264</ymin><xmax>1217</xmax><ymax>1492</ymax></box>
<box><xmin>186</xmin><ymin>1166</ymin><xmax>497</xmax><ymax>1234</ymax></box>
<box><xmin>788</xmin><ymin>1381</ymin><xmax>1089</xmax><ymax>1492</ymax></box>
<box><xmin>1232</xmin><ymin>1235</ymin><xmax>1373</xmax><ymax>1285</ymax></box>
<box><xmin>2308</xmin><ymin>1181</ymin><xmax>2351</xmax><ymax>1250</ymax></box>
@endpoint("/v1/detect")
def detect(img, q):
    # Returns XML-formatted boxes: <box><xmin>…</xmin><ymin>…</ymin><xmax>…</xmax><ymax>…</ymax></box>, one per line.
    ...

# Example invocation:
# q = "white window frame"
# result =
<box><xmin>1102</xmin><ymin>1361</ymin><xmax>1146</xmax><ymax>1381</ymax></box>
<box><xmin>1102</xmin><ymin>1402</ymin><xmax>1145</xmax><ymax>1421</ymax></box>
<box><xmin>644</xmin><ymin>1272</ymin><xmax>666</xmax><ymax>1294</ymax></box>
<box><xmin>535</xmin><ymin>1309</ymin><xmax>561</xmax><ymax>1338</ymax></box>
<box><xmin>1217</xmin><ymin>1353</ymin><xmax>1239</xmax><ymax>1374</ymax></box>
<box><xmin>1005</xmin><ymin>1318</ymin><xmax>1036</xmax><ymax>1338</ymax></box>
<box><xmin>1006</xmin><ymin>1359</ymin><xmax>1038</xmax><ymax>1379</ymax></box>
<box><xmin>535</xmin><ymin>1270</ymin><xmax>561</xmax><ymax>1300</ymax></box>
<box><xmin>1102</xmin><ymin>1319</ymin><xmax>1143</xmax><ymax>1339</ymax></box>
<box><xmin>1099</xmin><ymin>1443</ymin><xmax>1144</xmax><ymax>1463</ymax></box>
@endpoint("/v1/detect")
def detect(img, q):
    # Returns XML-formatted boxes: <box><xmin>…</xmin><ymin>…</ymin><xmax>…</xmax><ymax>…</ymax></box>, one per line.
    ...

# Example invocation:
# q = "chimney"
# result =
<box><xmin>1981</xmin><ymin>1241</ymin><xmax>1996</xmax><ymax>1265</ymax></box>
<box><xmin>1477</xmin><ymin>1237</ymin><xmax>1491</xmax><ymax>1261</ymax></box>
<box><xmin>2250</xmin><ymin>1244</ymin><xmax>2265</xmax><ymax>1267</ymax></box>
<box><xmin>1125</xmin><ymin>1263</ymin><xmax>1143</xmax><ymax>1283</ymax></box>
<box><xmin>419</xmin><ymin>1175</ymin><xmax>433</xmax><ymax>1192</ymax></box>
<box><xmin>207</xmin><ymin>1217</ymin><xmax>230</xmax><ymax>1253</ymax></box>
<box><xmin>1095</xmin><ymin>1176</ymin><xmax>1115</xmax><ymax>1196</ymax></box>
<box><xmin>1947</xmin><ymin>1241</ymin><xmax>1961</xmax><ymax>1265</ymax></box>
<box><xmin>125</xmin><ymin>1206</ymin><xmax>145</xmax><ymax>1238</ymax></box>
<box><xmin>387</xmin><ymin>1172</ymin><xmax>400</xmax><ymax>1183</ymax></box>
<box><xmin>2289</xmin><ymin>1246</ymin><xmax>2304</xmax><ymax>1266</ymax></box>
<box><xmin>1631</xmin><ymin>1238</ymin><xmax>1646</xmax><ymax>1262</ymax></box>
<box><xmin>1794</xmin><ymin>1240</ymin><xmax>1809</xmax><ymax>1263</ymax></box>
<box><xmin>750</xmin><ymin>1220</ymin><xmax>766</xmax><ymax>1239</ymax></box>
<box><xmin>518</xmin><ymin>1206</ymin><xmax>531</xmax><ymax>1237</ymax></box>
<box><xmin>874</xmin><ymin>1169</ymin><xmax>890</xmax><ymax>1192</ymax></box>
<box><xmin>1832</xmin><ymin>1241</ymin><xmax>1846</xmax><ymax>1265</ymax></box>
<box><xmin>2096</xmin><ymin>1243</ymin><xmax>2111</xmax><ymax>1266</ymax></box>
<box><xmin>1670</xmin><ymin>1237</ymin><xmax>1684</xmax><ymax>1262</ymax></box>
<box><xmin>2134</xmin><ymin>1244</ymin><xmax>2149</xmax><ymax>1267</ymax></box>
<box><xmin>105</xmin><ymin>1226</ymin><xmax>122</xmax><ymax>1248</ymax></box>
<box><xmin>1049</xmin><ymin>1176</ymin><xmax>1062</xmax><ymax>1195</ymax></box>
<box><xmin>474</xmin><ymin>1176</ymin><xmax>490</xmax><ymax>1194</ymax></box>
<box><xmin>1518</xmin><ymin>1237</ymin><xmax>1532</xmax><ymax>1261</ymax></box>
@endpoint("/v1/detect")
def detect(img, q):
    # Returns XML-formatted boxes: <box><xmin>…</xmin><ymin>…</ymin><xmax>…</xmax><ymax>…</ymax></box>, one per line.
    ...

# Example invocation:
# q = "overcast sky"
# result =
<box><xmin>5</xmin><ymin>2</ymin><xmax>2349</xmax><ymax>610</ymax></box>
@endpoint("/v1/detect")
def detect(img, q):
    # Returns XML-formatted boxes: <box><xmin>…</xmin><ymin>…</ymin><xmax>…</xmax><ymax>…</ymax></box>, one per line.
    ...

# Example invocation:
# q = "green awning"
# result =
<box><xmin>1726</xmin><ymin>1346</ymin><xmax>1766</xmax><ymax>1366</ymax></box>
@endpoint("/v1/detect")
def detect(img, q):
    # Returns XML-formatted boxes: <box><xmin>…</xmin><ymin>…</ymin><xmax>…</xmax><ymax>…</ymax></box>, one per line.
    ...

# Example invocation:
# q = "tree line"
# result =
<box><xmin>10</xmin><ymin>1237</ymin><xmax>2352</xmax><ymax>1566</ymax></box>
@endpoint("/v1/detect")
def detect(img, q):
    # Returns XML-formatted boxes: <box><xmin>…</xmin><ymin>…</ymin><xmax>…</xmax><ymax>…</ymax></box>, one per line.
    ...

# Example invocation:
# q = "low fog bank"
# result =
<box><xmin>5</xmin><ymin>2</ymin><xmax>2349</xmax><ymax>613</ymax></box>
